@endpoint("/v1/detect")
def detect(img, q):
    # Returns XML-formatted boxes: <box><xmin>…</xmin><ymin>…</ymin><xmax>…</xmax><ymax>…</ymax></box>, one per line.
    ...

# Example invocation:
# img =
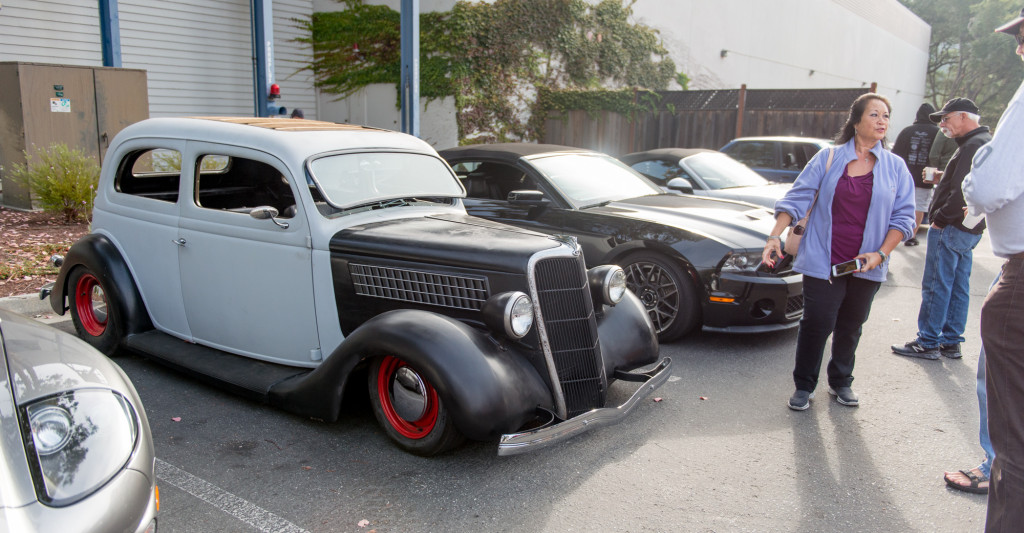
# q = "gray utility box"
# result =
<box><xmin>0</xmin><ymin>62</ymin><xmax>148</xmax><ymax>210</ymax></box>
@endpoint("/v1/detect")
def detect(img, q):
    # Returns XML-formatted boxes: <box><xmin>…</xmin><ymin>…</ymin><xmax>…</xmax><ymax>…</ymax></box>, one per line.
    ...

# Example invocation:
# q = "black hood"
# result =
<box><xmin>915</xmin><ymin>103</ymin><xmax>936</xmax><ymax>124</ymax></box>
<box><xmin>330</xmin><ymin>213</ymin><xmax>564</xmax><ymax>273</ymax></box>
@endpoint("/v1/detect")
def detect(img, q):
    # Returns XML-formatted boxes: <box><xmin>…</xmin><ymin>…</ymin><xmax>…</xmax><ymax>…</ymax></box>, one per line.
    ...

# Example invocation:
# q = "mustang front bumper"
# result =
<box><xmin>497</xmin><ymin>357</ymin><xmax>672</xmax><ymax>456</ymax></box>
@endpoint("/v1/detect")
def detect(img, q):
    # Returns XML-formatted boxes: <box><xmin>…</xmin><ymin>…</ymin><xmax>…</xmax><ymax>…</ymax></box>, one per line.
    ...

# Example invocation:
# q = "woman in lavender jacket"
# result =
<box><xmin>761</xmin><ymin>93</ymin><xmax>915</xmax><ymax>411</ymax></box>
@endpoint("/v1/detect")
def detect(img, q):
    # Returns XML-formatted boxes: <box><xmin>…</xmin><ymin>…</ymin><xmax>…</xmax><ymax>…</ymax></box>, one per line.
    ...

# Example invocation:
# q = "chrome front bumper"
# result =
<box><xmin>497</xmin><ymin>357</ymin><xmax>672</xmax><ymax>456</ymax></box>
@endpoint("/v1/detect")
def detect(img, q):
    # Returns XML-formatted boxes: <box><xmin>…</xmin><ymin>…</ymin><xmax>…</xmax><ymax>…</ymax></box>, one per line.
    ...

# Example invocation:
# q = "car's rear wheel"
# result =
<box><xmin>621</xmin><ymin>251</ymin><xmax>700</xmax><ymax>342</ymax></box>
<box><xmin>368</xmin><ymin>356</ymin><xmax>464</xmax><ymax>456</ymax></box>
<box><xmin>68</xmin><ymin>267</ymin><xmax>123</xmax><ymax>356</ymax></box>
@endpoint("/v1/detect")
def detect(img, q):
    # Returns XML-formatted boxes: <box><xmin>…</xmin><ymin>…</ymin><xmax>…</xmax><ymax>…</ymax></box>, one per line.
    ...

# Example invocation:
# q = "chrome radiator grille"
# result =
<box><xmin>350</xmin><ymin>264</ymin><xmax>489</xmax><ymax>310</ymax></box>
<box><xmin>534</xmin><ymin>257</ymin><xmax>603</xmax><ymax>418</ymax></box>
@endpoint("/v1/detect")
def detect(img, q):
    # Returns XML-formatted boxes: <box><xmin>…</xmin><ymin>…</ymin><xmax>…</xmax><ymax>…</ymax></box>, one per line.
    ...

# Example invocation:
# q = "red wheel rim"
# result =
<box><xmin>376</xmin><ymin>356</ymin><xmax>439</xmax><ymax>439</ymax></box>
<box><xmin>74</xmin><ymin>273</ymin><xmax>108</xmax><ymax>337</ymax></box>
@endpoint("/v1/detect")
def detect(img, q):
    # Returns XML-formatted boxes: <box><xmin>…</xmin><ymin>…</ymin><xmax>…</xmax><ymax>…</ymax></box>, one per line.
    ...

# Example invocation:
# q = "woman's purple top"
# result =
<box><xmin>830</xmin><ymin>166</ymin><xmax>874</xmax><ymax>265</ymax></box>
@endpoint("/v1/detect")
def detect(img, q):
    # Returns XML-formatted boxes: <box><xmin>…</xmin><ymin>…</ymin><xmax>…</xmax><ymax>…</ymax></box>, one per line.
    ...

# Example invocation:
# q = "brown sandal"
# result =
<box><xmin>944</xmin><ymin>468</ymin><xmax>989</xmax><ymax>494</ymax></box>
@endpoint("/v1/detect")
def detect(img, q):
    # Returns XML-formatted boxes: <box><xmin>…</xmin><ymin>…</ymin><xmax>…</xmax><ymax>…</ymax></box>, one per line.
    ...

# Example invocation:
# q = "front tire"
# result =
<box><xmin>368</xmin><ymin>356</ymin><xmax>464</xmax><ymax>456</ymax></box>
<box><xmin>621</xmin><ymin>251</ymin><xmax>700</xmax><ymax>342</ymax></box>
<box><xmin>67</xmin><ymin>267</ymin><xmax>123</xmax><ymax>356</ymax></box>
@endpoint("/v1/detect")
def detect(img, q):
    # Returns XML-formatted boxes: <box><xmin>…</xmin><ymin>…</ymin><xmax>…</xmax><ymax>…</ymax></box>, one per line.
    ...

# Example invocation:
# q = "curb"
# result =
<box><xmin>0</xmin><ymin>292</ymin><xmax>61</xmax><ymax>319</ymax></box>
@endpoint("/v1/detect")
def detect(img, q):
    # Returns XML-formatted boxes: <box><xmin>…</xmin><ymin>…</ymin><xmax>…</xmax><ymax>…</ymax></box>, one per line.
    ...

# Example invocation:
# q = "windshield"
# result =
<box><xmin>308</xmin><ymin>152</ymin><xmax>463</xmax><ymax>210</ymax></box>
<box><xmin>529</xmin><ymin>153</ymin><xmax>661</xmax><ymax>208</ymax></box>
<box><xmin>686</xmin><ymin>152</ymin><xmax>769</xmax><ymax>190</ymax></box>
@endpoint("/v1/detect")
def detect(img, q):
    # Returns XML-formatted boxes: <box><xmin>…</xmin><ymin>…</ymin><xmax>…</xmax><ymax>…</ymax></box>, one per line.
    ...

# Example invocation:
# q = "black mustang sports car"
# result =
<box><xmin>439</xmin><ymin>143</ymin><xmax>804</xmax><ymax>342</ymax></box>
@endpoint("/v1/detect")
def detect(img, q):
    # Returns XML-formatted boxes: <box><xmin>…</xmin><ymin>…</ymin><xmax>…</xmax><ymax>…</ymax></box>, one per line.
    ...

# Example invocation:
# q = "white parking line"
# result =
<box><xmin>156</xmin><ymin>459</ymin><xmax>309</xmax><ymax>533</ymax></box>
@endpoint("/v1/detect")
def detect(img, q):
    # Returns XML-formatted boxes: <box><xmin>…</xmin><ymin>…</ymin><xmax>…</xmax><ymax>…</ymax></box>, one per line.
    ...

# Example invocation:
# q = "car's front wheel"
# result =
<box><xmin>68</xmin><ymin>267</ymin><xmax>123</xmax><ymax>356</ymax></box>
<box><xmin>621</xmin><ymin>251</ymin><xmax>701</xmax><ymax>342</ymax></box>
<box><xmin>368</xmin><ymin>356</ymin><xmax>464</xmax><ymax>456</ymax></box>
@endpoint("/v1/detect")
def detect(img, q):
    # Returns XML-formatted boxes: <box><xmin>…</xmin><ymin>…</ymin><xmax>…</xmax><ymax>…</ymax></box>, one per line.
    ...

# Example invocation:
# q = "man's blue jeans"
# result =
<box><xmin>916</xmin><ymin>225</ymin><xmax>983</xmax><ymax>347</ymax></box>
<box><xmin>979</xmin><ymin>345</ymin><xmax>994</xmax><ymax>477</ymax></box>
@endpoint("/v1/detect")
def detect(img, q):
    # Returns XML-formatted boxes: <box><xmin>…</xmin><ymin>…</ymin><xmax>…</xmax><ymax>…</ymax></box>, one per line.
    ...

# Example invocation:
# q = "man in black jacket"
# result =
<box><xmin>892</xmin><ymin>102</ymin><xmax>939</xmax><ymax>246</ymax></box>
<box><xmin>892</xmin><ymin>97</ymin><xmax>991</xmax><ymax>360</ymax></box>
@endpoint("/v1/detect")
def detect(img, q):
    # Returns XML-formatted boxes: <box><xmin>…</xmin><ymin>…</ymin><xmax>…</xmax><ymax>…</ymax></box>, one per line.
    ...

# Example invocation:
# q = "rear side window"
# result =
<box><xmin>722</xmin><ymin>141</ymin><xmax>776</xmax><ymax>169</ymax></box>
<box><xmin>116</xmin><ymin>149</ymin><xmax>182</xmax><ymax>202</ymax></box>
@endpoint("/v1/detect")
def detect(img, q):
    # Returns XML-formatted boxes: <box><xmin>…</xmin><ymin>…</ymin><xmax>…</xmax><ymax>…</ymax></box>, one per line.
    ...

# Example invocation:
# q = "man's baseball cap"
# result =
<box><xmin>929</xmin><ymin>98</ymin><xmax>980</xmax><ymax>123</ymax></box>
<box><xmin>995</xmin><ymin>8</ymin><xmax>1024</xmax><ymax>35</ymax></box>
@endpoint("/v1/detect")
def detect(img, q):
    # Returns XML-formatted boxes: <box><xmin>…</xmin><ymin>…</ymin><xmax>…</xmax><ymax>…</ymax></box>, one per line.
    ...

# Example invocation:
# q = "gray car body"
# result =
<box><xmin>0</xmin><ymin>309</ymin><xmax>157</xmax><ymax>533</ymax></box>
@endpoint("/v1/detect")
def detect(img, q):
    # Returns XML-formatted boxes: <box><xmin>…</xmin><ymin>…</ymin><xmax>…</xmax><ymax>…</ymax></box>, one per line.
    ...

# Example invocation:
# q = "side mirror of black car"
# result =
<box><xmin>665</xmin><ymin>177</ymin><xmax>694</xmax><ymax>195</ymax></box>
<box><xmin>507</xmin><ymin>190</ymin><xmax>547</xmax><ymax>205</ymax></box>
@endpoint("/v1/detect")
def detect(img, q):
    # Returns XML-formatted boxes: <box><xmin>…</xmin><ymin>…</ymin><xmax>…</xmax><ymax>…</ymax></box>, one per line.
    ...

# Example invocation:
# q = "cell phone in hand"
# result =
<box><xmin>831</xmin><ymin>258</ymin><xmax>863</xmax><ymax>277</ymax></box>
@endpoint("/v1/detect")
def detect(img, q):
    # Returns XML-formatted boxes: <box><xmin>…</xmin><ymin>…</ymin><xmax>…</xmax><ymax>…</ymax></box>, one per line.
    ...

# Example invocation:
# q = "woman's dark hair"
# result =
<box><xmin>834</xmin><ymin>92</ymin><xmax>893</xmax><ymax>147</ymax></box>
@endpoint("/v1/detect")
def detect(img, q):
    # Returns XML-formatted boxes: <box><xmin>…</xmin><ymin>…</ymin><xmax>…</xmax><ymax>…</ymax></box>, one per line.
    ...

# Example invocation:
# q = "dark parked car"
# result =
<box><xmin>42</xmin><ymin>117</ymin><xmax>669</xmax><ymax>457</ymax></box>
<box><xmin>720</xmin><ymin>136</ymin><xmax>832</xmax><ymax>182</ymax></box>
<box><xmin>0</xmin><ymin>309</ymin><xmax>158</xmax><ymax>532</ymax></box>
<box><xmin>619</xmin><ymin>148</ymin><xmax>791</xmax><ymax>210</ymax></box>
<box><xmin>439</xmin><ymin>143</ymin><xmax>803</xmax><ymax>343</ymax></box>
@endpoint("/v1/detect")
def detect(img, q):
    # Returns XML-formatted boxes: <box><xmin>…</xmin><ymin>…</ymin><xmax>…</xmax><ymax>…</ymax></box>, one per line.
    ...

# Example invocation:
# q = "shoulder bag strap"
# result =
<box><xmin>803</xmin><ymin>147</ymin><xmax>834</xmax><ymax>220</ymax></box>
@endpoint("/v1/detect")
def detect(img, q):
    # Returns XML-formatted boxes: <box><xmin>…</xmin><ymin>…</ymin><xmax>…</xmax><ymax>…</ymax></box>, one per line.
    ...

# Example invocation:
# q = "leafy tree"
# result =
<box><xmin>300</xmin><ymin>0</ymin><xmax>675</xmax><ymax>142</ymax></box>
<box><xmin>900</xmin><ymin>0</ymin><xmax>1024</xmax><ymax>125</ymax></box>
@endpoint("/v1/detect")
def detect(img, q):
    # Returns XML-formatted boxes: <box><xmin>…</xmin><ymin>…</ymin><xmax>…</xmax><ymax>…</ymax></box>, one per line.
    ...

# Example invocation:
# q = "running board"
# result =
<box><xmin>124</xmin><ymin>331</ymin><xmax>310</xmax><ymax>402</ymax></box>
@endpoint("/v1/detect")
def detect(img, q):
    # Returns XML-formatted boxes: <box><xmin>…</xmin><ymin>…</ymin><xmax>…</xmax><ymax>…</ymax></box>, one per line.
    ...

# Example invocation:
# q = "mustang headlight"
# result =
<box><xmin>23</xmin><ymin>390</ymin><xmax>139</xmax><ymax>506</ymax></box>
<box><xmin>588</xmin><ymin>265</ymin><xmax>627</xmax><ymax>306</ymax></box>
<box><xmin>482</xmin><ymin>291</ymin><xmax>534</xmax><ymax>339</ymax></box>
<box><xmin>720</xmin><ymin>251</ymin><xmax>764</xmax><ymax>273</ymax></box>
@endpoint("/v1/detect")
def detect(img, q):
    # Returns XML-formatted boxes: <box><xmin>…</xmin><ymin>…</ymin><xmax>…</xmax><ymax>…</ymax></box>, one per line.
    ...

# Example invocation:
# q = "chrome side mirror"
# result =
<box><xmin>250</xmin><ymin>206</ymin><xmax>289</xmax><ymax>229</ymax></box>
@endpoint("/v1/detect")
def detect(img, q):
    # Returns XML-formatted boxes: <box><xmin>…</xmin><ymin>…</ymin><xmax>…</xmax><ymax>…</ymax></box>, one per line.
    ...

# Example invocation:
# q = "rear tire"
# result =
<box><xmin>67</xmin><ymin>267</ymin><xmax>123</xmax><ymax>356</ymax></box>
<box><xmin>368</xmin><ymin>356</ymin><xmax>464</xmax><ymax>456</ymax></box>
<box><xmin>621</xmin><ymin>251</ymin><xmax>700</xmax><ymax>342</ymax></box>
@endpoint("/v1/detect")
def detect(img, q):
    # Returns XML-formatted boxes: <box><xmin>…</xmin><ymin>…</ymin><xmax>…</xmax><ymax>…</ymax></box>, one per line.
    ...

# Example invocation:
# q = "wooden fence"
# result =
<box><xmin>542</xmin><ymin>85</ymin><xmax>872</xmax><ymax>156</ymax></box>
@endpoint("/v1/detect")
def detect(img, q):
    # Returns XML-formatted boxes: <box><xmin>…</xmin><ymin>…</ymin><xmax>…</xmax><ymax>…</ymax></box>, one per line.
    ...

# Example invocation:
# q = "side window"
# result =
<box><xmin>116</xmin><ymin>149</ymin><xmax>182</xmax><ymax>202</ymax></box>
<box><xmin>459</xmin><ymin>161</ymin><xmax>530</xmax><ymax>201</ymax></box>
<box><xmin>781</xmin><ymin>143</ymin><xmax>810</xmax><ymax>170</ymax></box>
<box><xmin>630</xmin><ymin>160</ymin><xmax>672</xmax><ymax>183</ymax></box>
<box><xmin>798</xmin><ymin>144</ymin><xmax>822</xmax><ymax>169</ymax></box>
<box><xmin>723</xmin><ymin>142</ymin><xmax>776</xmax><ymax>169</ymax></box>
<box><xmin>194</xmin><ymin>155</ymin><xmax>297</xmax><ymax>218</ymax></box>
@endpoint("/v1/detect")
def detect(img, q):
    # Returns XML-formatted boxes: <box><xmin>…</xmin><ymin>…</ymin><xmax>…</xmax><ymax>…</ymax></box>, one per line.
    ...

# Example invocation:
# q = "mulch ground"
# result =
<box><xmin>0</xmin><ymin>207</ymin><xmax>89</xmax><ymax>298</ymax></box>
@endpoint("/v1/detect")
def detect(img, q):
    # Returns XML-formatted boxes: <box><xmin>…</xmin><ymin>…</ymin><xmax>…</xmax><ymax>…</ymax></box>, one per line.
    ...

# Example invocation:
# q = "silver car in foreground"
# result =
<box><xmin>0</xmin><ymin>309</ymin><xmax>157</xmax><ymax>532</ymax></box>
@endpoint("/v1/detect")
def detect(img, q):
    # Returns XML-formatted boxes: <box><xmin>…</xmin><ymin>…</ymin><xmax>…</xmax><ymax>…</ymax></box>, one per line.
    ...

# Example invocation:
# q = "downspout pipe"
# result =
<box><xmin>99</xmin><ymin>0</ymin><xmax>122</xmax><ymax>67</ymax></box>
<box><xmin>400</xmin><ymin>0</ymin><xmax>420</xmax><ymax>137</ymax></box>
<box><xmin>252</xmin><ymin>0</ymin><xmax>275</xmax><ymax>117</ymax></box>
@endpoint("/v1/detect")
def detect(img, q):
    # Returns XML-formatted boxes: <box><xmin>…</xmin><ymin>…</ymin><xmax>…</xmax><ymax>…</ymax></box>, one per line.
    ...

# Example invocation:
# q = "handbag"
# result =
<box><xmin>783</xmin><ymin>147</ymin><xmax>835</xmax><ymax>256</ymax></box>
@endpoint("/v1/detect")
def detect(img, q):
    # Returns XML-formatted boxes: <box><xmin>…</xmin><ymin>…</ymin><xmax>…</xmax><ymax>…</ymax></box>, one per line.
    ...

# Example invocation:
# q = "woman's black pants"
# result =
<box><xmin>793</xmin><ymin>274</ymin><xmax>881</xmax><ymax>392</ymax></box>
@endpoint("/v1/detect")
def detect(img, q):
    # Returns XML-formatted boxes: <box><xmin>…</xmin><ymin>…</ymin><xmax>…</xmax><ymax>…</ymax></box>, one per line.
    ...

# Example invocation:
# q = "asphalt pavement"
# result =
<box><xmin>0</xmin><ymin>228</ymin><xmax>996</xmax><ymax>532</ymax></box>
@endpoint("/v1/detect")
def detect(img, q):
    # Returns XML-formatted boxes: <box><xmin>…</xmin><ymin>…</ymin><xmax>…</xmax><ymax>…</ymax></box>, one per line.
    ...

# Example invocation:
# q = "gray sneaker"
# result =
<box><xmin>788</xmin><ymin>390</ymin><xmax>814</xmax><ymax>411</ymax></box>
<box><xmin>892</xmin><ymin>339</ymin><xmax>940</xmax><ymax>360</ymax></box>
<box><xmin>940</xmin><ymin>344</ymin><xmax>963</xmax><ymax>359</ymax></box>
<box><xmin>828</xmin><ymin>386</ymin><xmax>860</xmax><ymax>406</ymax></box>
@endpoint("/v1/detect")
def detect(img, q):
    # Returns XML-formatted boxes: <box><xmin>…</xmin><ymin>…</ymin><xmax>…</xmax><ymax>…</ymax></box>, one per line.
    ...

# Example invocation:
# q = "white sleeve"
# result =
<box><xmin>963</xmin><ymin>82</ymin><xmax>1024</xmax><ymax>215</ymax></box>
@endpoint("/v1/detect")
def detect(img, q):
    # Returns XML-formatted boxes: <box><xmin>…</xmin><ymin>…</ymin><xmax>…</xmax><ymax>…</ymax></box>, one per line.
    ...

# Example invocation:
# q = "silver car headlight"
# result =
<box><xmin>720</xmin><ymin>251</ymin><xmax>764</xmax><ymax>273</ymax></box>
<box><xmin>588</xmin><ymin>265</ymin><xmax>627</xmax><ymax>306</ymax></box>
<box><xmin>482</xmin><ymin>291</ymin><xmax>534</xmax><ymax>339</ymax></box>
<box><xmin>23</xmin><ymin>389</ymin><xmax>139</xmax><ymax>506</ymax></box>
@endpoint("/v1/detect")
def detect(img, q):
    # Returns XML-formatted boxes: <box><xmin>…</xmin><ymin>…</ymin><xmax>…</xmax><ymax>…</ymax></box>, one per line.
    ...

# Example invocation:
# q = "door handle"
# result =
<box><xmin>173</xmin><ymin>238</ymin><xmax>186</xmax><ymax>246</ymax></box>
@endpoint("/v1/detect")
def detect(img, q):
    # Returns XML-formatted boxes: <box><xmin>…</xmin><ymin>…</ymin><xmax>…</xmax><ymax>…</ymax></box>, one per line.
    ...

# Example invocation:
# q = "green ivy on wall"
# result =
<box><xmin>299</xmin><ymin>0</ymin><xmax>677</xmax><ymax>143</ymax></box>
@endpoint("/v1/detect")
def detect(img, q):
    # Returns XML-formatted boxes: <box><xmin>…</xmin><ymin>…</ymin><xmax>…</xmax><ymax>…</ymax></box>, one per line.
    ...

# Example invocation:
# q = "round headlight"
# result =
<box><xmin>588</xmin><ymin>265</ymin><xmax>627</xmax><ymax>306</ymax></box>
<box><xmin>507</xmin><ymin>293</ymin><xmax>534</xmax><ymax>338</ymax></box>
<box><xmin>482</xmin><ymin>291</ymin><xmax>534</xmax><ymax>339</ymax></box>
<box><xmin>29</xmin><ymin>406</ymin><xmax>73</xmax><ymax>455</ymax></box>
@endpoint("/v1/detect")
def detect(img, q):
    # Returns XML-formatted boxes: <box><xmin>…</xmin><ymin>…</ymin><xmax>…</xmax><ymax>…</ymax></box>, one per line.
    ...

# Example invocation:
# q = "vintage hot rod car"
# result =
<box><xmin>42</xmin><ymin>117</ymin><xmax>669</xmax><ymax>456</ymax></box>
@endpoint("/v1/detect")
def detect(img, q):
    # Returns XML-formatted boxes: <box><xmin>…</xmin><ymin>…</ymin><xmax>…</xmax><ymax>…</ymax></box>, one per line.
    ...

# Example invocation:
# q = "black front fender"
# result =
<box><xmin>268</xmin><ymin>310</ymin><xmax>553</xmax><ymax>440</ymax></box>
<box><xmin>596</xmin><ymin>290</ymin><xmax>660</xmax><ymax>379</ymax></box>
<box><xmin>50</xmin><ymin>234</ymin><xmax>152</xmax><ymax>336</ymax></box>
